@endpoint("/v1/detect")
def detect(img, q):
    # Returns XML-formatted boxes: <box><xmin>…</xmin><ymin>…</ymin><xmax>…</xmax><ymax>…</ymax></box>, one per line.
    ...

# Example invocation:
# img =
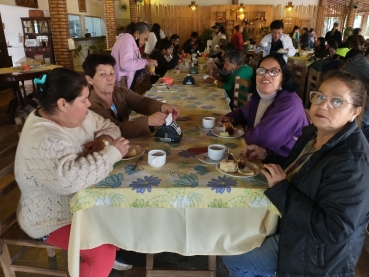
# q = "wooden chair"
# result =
<box><xmin>0</xmin><ymin>125</ymin><xmax>69</xmax><ymax>277</ymax></box>
<box><xmin>305</xmin><ymin>68</ymin><xmax>322</xmax><ymax>108</ymax></box>
<box><xmin>287</xmin><ymin>58</ymin><xmax>294</xmax><ymax>72</ymax></box>
<box><xmin>292</xmin><ymin>63</ymin><xmax>307</xmax><ymax>103</ymax></box>
<box><xmin>233</xmin><ymin>76</ymin><xmax>249</xmax><ymax>110</ymax></box>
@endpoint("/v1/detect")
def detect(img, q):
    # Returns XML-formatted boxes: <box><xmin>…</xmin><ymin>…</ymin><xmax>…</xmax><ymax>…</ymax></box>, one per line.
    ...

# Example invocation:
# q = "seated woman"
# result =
<box><xmin>308</xmin><ymin>37</ymin><xmax>328</xmax><ymax>59</ymax></box>
<box><xmin>222</xmin><ymin>71</ymin><xmax>369</xmax><ymax>277</ymax></box>
<box><xmin>15</xmin><ymin>68</ymin><xmax>130</xmax><ymax>277</ymax></box>
<box><xmin>149</xmin><ymin>39</ymin><xmax>180</xmax><ymax>84</ymax></box>
<box><xmin>204</xmin><ymin>50</ymin><xmax>253</xmax><ymax>106</ymax></box>
<box><xmin>82</xmin><ymin>54</ymin><xmax>180</xmax><ymax>139</ymax></box>
<box><xmin>217</xmin><ymin>53</ymin><xmax>309</xmax><ymax>157</ymax></box>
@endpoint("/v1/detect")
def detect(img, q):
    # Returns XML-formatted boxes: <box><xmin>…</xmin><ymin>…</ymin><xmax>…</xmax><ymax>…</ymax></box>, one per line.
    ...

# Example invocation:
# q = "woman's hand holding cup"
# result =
<box><xmin>146</xmin><ymin>59</ymin><xmax>158</xmax><ymax>67</ymax></box>
<box><xmin>111</xmin><ymin>137</ymin><xmax>130</xmax><ymax>158</ymax></box>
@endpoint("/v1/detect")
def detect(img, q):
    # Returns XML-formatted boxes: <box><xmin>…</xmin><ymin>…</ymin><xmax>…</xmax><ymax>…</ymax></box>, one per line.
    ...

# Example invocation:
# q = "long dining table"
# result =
<box><xmin>68</xmin><ymin>70</ymin><xmax>280</xmax><ymax>277</ymax></box>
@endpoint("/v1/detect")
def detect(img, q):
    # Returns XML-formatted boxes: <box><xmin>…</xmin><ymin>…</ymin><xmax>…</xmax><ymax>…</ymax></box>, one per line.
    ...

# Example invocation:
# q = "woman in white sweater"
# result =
<box><xmin>15</xmin><ymin>68</ymin><xmax>129</xmax><ymax>277</ymax></box>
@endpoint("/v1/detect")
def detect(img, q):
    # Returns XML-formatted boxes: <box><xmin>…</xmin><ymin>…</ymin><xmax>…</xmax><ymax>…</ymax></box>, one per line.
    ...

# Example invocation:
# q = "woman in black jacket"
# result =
<box><xmin>222</xmin><ymin>71</ymin><xmax>369</xmax><ymax>277</ymax></box>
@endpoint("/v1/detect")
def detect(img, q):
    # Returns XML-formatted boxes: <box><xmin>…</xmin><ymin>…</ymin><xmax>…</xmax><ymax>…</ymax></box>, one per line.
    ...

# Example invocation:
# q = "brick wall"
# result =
<box><xmin>130</xmin><ymin>0</ymin><xmax>139</xmax><ymax>23</ymax></box>
<box><xmin>104</xmin><ymin>0</ymin><xmax>117</xmax><ymax>49</ymax></box>
<box><xmin>48</xmin><ymin>0</ymin><xmax>74</xmax><ymax>69</ymax></box>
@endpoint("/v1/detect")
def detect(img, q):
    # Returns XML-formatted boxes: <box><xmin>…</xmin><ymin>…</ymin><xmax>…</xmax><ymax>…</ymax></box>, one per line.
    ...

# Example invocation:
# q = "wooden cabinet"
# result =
<box><xmin>21</xmin><ymin>17</ymin><xmax>55</xmax><ymax>64</ymax></box>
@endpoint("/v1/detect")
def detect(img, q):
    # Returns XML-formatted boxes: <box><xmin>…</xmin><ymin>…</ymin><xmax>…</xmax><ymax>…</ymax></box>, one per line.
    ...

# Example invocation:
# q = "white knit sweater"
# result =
<box><xmin>15</xmin><ymin>110</ymin><xmax>122</xmax><ymax>238</ymax></box>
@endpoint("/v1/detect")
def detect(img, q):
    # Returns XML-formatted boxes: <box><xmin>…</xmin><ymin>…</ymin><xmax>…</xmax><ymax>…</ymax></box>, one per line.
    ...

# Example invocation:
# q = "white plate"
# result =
<box><xmin>212</xmin><ymin>127</ymin><xmax>244</xmax><ymax>138</ymax></box>
<box><xmin>196</xmin><ymin>125</ymin><xmax>213</xmax><ymax>131</ymax></box>
<box><xmin>198</xmin><ymin>153</ymin><xmax>225</xmax><ymax>164</ymax></box>
<box><xmin>216</xmin><ymin>162</ymin><xmax>257</xmax><ymax>178</ymax></box>
<box><xmin>122</xmin><ymin>145</ymin><xmax>145</xmax><ymax>161</ymax></box>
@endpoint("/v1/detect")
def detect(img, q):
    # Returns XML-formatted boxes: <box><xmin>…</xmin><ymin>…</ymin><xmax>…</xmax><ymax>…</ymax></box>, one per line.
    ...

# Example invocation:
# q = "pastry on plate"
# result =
<box><xmin>125</xmin><ymin>145</ymin><xmax>141</xmax><ymax>158</ymax></box>
<box><xmin>219</xmin><ymin>159</ymin><xmax>238</xmax><ymax>173</ymax></box>
<box><xmin>223</xmin><ymin>122</ymin><xmax>235</xmax><ymax>136</ymax></box>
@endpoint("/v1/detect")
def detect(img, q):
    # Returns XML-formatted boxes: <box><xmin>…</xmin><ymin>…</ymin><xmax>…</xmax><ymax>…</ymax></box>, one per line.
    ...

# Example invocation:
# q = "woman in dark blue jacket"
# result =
<box><xmin>222</xmin><ymin>71</ymin><xmax>369</xmax><ymax>277</ymax></box>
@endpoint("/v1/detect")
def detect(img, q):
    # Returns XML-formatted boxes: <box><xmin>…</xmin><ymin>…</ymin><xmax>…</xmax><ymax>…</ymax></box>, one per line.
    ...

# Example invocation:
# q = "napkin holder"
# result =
<box><xmin>182</xmin><ymin>74</ymin><xmax>195</xmax><ymax>85</ymax></box>
<box><xmin>154</xmin><ymin>121</ymin><xmax>183</xmax><ymax>142</ymax></box>
<box><xmin>188</xmin><ymin>67</ymin><xmax>199</xmax><ymax>74</ymax></box>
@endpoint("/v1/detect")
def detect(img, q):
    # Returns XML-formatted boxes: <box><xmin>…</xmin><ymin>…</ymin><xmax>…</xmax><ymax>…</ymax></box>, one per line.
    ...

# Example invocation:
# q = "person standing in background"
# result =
<box><xmin>309</xmin><ymin>28</ymin><xmax>316</xmax><ymax>49</ymax></box>
<box><xmin>231</xmin><ymin>25</ymin><xmax>244</xmax><ymax>52</ymax></box>
<box><xmin>325</xmin><ymin>22</ymin><xmax>342</xmax><ymax>45</ymax></box>
<box><xmin>289</xmin><ymin>26</ymin><xmax>300</xmax><ymax>49</ymax></box>
<box><xmin>242</xmin><ymin>21</ymin><xmax>249</xmax><ymax>53</ymax></box>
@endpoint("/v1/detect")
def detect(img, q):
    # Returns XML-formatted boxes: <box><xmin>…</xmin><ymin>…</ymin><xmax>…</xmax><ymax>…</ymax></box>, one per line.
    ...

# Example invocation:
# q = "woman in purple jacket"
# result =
<box><xmin>111</xmin><ymin>22</ymin><xmax>158</xmax><ymax>89</ymax></box>
<box><xmin>217</xmin><ymin>53</ymin><xmax>309</xmax><ymax>156</ymax></box>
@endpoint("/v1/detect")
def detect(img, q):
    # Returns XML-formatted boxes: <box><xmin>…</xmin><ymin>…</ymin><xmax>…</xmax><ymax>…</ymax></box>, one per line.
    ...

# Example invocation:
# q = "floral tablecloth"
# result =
<box><xmin>70</xmin><ymin>86</ymin><xmax>278</xmax><ymax>215</ymax></box>
<box><xmin>68</xmin><ymin>79</ymin><xmax>280</xmax><ymax>277</ymax></box>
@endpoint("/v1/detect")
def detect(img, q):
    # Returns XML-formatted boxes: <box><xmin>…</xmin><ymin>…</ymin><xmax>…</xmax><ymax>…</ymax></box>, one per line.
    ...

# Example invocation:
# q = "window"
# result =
<box><xmin>68</xmin><ymin>14</ymin><xmax>81</xmax><ymax>38</ymax></box>
<box><xmin>85</xmin><ymin>16</ymin><xmax>105</xmax><ymax>37</ymax></box>
<box><xmin>322</xmin><ymin>17</ymin><xmax>340</xmax><ymax>36</ymax></box>
<box><xmin>365</xmin><ymin>15</ymin><xmax>369</xmax><ymax>37</ymax></box>
<box><xmin>353</xmin><ymin>15</ymin><xmax>362</xmax><ymax>29</ymax></box>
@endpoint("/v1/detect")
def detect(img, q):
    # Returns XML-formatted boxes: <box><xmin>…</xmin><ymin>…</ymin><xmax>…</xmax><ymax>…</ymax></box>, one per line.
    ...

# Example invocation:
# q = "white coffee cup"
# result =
<box><xmin>261</xmin><ymin>42</ymin><xmax>268</xmax><ymax>48</ymax></box>
<box><xmin>148</xmin><ymin>150</ymin><xmax>166</xmax><ymax>168</ymax></box>
<box><xmin>208</xmin><ymin>144</ymin><xmax>226</xmax><ymax>161</ymax></box>
<box><xmin>202</xmin><ymin>117</ymin><xmax>215</xmax><ymax>129</ymax></box>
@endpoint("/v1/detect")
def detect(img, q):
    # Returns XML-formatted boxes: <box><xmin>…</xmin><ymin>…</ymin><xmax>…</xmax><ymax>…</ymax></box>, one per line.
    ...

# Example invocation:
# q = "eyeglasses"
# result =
<box><xmin>309</xmin><ymin>91</ymin><xmax>354</xmax><ymax>109</ymax></box>
<box><xmin>256</xmin><ymin>67</ymin><xmax>281</xmax><ymax>77</ymax></box>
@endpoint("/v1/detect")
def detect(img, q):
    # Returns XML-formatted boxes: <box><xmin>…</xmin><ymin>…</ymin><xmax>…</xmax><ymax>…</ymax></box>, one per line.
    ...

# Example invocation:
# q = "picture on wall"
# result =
<box><xmin>78</xmin><ymin>0</ymin><xmax>87</xmax><ymax>12</ymax></box>
<box><xmin>15</xmin><ymin>0</ymin><xmax>38</xmax><ymax>8</ymax></box>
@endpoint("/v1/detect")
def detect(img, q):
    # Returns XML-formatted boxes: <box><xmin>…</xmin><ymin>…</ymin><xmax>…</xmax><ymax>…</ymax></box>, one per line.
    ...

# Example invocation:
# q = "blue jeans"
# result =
<box><xmin>222</xmin><ymin>234</ymin><xmax>279</xmax><ymax>277</ymax></box>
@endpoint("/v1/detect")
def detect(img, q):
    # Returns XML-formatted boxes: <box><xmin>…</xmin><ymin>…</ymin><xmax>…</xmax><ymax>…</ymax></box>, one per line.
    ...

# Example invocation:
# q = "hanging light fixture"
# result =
<box><xmin>285</xmin><ymin>2</ymin><xmax>294</xmax><ymax>11</ymax></box>
<box><xmin>238</xmin><ymin>3</ymin><xmax>244</xmax><ymax>12</ymax></box>
<box><xmin>189</xmin><ymin>1</ymin><xmax>198</xmax><ymax>10</ymax></box>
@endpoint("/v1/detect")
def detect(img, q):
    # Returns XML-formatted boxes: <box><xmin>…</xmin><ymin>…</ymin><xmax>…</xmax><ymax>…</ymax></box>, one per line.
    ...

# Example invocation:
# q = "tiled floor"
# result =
<box><xmin>1</xmin><ymin>87</ymin><xmax>369</xmax><ymax>277</ymax></box>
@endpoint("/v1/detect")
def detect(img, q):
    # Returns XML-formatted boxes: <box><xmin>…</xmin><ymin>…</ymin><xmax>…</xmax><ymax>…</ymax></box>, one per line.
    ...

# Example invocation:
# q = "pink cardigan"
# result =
<box><xmin>111</xmin><ymin>33</ymin><xmax>148</xmax><ymax>88</ymax></box>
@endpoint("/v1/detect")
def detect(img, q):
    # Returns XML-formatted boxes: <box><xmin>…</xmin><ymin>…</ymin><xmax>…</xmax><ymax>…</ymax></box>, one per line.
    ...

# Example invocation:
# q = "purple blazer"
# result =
<box><xmin>227</xmin><ymin>90</ymin><xmax>309</xmax><ymax>157</ymax></box>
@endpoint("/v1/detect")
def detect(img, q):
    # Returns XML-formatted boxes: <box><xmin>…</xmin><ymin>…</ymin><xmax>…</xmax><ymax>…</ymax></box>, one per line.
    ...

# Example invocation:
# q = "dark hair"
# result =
<box><xmin>354</xmin><ymin>28</ymin><xmax>361</xmax><ymax>35</ymax></box>
<box><xmin>309</xmin><ymin>28</ymin><xmax>314</xmax><ymax>32</ymax></box>
<box><xmin>322</xmin><ymin>71</ymin><xmax>367</xmax><ymax>109</ymax></box>
<box><xmin>151</xmin><ymin>23</ymin><xmax>162</xmax><ymax>49</ymax></box>
<box><xmin>327</xmin><ymin>39</ymin><xmax>338</xmax><ymax>50</ymax></box>
<box><xmin>346</xmin><ymin>36</ymin><xmax>359</xmax><ymax>49</ymax></box>
<box><xmin>82</xmin><ymin>54</ymin><xmax>116</xmax><ymax>78</ymax></box>
<box><xmin>224</xmin><ymin>50</ymin><xmax>243</xmax><ymax>66</ymax></box>
<box><xmin>126</xmin><ymin>22</ymin><xmax>150</xmax><ymax>35</ymax></box>
<box><xmin>219</xmin><ymin>26</ymin><xmax>226</xmax><ymax>34</ymax></box>
<box><xmin>220</xmin><ymin>42</ymin><xmax>235</xmax><ymax>52</ymax></box>
<box><xmin>290</xmin><ymin>25</ymin><xmax>299</xmax><ymax>37</ymax></box>
<box><xmin>344</xmin><ymin>48</ymin><xmax>363</xmax><ymax>62</ymax></box>
<box><xmin>330</xmin><ymin>22</ymin><xmax>339</xmax><ymax>36</ymax></box>
<box><xmin>34</xmin><ymin>68</ymin><xmax>88</xmax><ymax>114</ymax></box>
<box><xmin>270</xmin><ymin>20</ymin><xmax>284</xmax><ymax>30</ymax></box>
<box><xmin>190</xmin><ymin>32</ymin><xmax>199</xmax><ymax>38</ymax></box>
<box><xmin>234</xmin><ymin>25</ymin><xmax>242</xmax><ymax>32</ymax></box>
<box><xmin>158</xmin><ymin>38</ymin><xmax>173</xmax><ymax>51</ymax></box>
<box><xmin>316</xmin><ymin>37</ymin><xmax>325</xmax><ymax>50</ymax></box>
<box><xmin>249</xmin><ymin>53</ymin><xmax>297</xmax><ymax>95</ymax></box>
<box><xmin>170</xmin><ymin>34</ymin><xmax>179</xmax><ymax>41</ymax></box>
<box><xmin>302</xmin><ymin>27</ymin><xmax>309</xmax><ymax>32</ymax></box>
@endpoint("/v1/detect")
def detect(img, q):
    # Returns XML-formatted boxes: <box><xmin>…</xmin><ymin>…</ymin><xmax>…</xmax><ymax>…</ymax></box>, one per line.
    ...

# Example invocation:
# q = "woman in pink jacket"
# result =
<box><xmin>111</xmin><ymin>22</ymin><xmax>158</xmax><ymax>89</ymax></box>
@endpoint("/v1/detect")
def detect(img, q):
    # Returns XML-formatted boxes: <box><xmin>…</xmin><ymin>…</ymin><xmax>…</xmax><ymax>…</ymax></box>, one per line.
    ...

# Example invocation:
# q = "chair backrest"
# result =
<box><xmin>233</xmin><ymin>76</ymin><xmax>249</xmax><ymax>110</ymax></box>
<box><xmin>305</xmin><ymin>67</ymin><xmax>322</xmax><ymax>108</ymax></box>
<box><xmin>292</xmin><ymin>63</ymin><xmax>307</xmax><ymax>102</ymax></box>
<box><xmin>287</xmin><ymin>59</ymin><xmax>294</xmax><ymax>72</ymax></box>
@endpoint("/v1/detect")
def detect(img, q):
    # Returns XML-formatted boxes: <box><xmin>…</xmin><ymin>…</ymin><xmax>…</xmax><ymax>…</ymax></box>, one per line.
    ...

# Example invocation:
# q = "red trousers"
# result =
<box><xmin>46</xmin><ymin>224</ymin><xmax>117</xmax><ymax>277</ymax></box>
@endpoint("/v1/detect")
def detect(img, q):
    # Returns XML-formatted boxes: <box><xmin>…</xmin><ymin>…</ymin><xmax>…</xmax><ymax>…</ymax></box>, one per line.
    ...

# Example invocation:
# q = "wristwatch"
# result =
<box><xmin>101</xmin><ymin>139</ymin><xmax>109</xmax><ymax>146</ymax></box>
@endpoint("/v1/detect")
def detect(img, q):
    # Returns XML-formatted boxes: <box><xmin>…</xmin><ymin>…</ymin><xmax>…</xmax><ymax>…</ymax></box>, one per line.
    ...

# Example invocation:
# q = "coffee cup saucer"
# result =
<box><xmin>196</xmin><ymin>125</ymin><xmax>214</xmax><ymax>130</ymax></box>
<box><xmin>198</xmin><ymin>153</ymin><xmax>225</xmax><ymax>164</ymax></box>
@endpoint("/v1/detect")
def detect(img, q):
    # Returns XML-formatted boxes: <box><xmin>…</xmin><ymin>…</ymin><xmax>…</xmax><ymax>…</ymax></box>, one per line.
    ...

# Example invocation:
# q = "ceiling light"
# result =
<box><xmin>189</xmin><ymin>1</ymin><xmax>198</xmax><ymax>10</ymax></box>
<box><xmin>285</xmin><ymin>2</ymin><xmax>294</xmax><ymax>11</ymax></box>
<box><xmin>238</xmin><ymin>3</ymin><xmax>244</xmax><ymax>12</ymax></box>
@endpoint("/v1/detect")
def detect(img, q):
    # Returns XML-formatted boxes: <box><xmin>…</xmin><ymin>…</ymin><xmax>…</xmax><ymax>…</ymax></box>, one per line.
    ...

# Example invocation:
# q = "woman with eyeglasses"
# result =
<box><xmin>217</xmin><ymin>53</ymin><xmax>309</xmax><ymax>157</ymax></box>
<box><xmin>222</xmin><ymin>71</ymin><xmax>369</xmax><ymax>277</ymax></box>
<box><xmin>111</xmin><ymin>22</ymin><xmax>158</xmax><ymax>91</ymax></box>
